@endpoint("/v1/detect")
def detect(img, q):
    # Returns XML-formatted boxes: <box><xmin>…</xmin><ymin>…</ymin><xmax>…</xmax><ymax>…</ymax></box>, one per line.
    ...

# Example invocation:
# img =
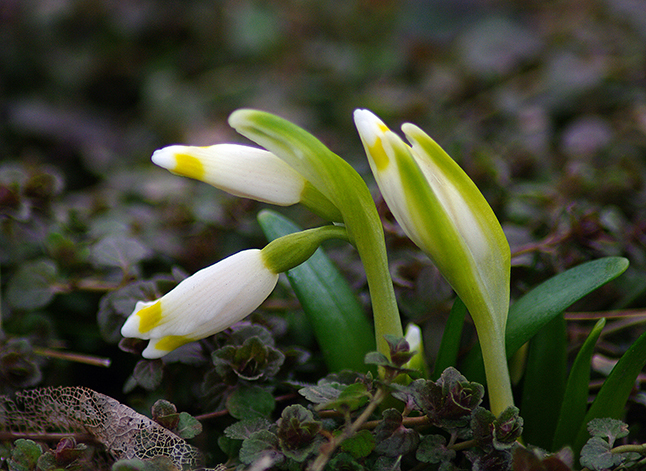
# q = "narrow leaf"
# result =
<box><xmin>460</xmin><ymin>257</ymin><xmax>629</xmax><ymax>383</ymax></box>
<box><xmin>552</xmin><ymin>317</ymin><xmax>606</xmax><ymax>451</ymax></box>
<box><xmin>257</xmin><ymin>210</ymin><xmax>374</xmax><ymax>372</ymax></box>
<box><xmin>432</xmin><ymin>297</ymin><xmax>466</xmax><ymax>380</ymax></box>
<box><xmin>506</xmin><ymin>258</ymin><xmax>628</xmax><ymax>356</ymax></box>
<box><xmin>573</xmin><ymin>327</ymin><xmax>646</xmax><ymax>454</ymax></box>
<box><xmin>520</xmin><ymin>314</ymin><xmax>567</xmax><ymax>449</ymax></box>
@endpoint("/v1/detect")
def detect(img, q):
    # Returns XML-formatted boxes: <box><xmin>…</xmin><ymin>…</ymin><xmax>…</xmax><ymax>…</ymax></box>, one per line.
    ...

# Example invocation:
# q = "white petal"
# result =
<box><xmin>120</xmin><ymin>300</ymin><xmax>156</xmax><ymax>338</ymax></box>
<box><xmin>152</xmin><ymin>144</ymin><xmax>306</xmax><ymax>205</ymax></box>
<box><xmin>155</xmin><ymin>249</ymin><xmax>278</xmax><ymax>337</ymax></box>
<box><xmin>121</xmin><ymin>249</ymin><xmax>279</xmax><ymax>357</ymax></box>
<box><xmin>353</xmin><ymin>109</ymin><xmax>388</xmax><ymax>148</ymax></box>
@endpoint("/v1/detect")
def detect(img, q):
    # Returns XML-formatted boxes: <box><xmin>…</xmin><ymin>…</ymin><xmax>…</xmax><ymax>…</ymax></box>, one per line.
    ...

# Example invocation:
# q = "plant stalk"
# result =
<box><xmin>478</xmin><ymin>327</ymin><xmax>514</xmax><ymax>416</ymax></box>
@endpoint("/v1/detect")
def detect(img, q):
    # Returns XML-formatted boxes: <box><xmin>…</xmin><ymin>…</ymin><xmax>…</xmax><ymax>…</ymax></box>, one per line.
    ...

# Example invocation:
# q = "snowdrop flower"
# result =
<box><xmin>151</xmin><ymin>144</ymin><xmax>341</xmax><ymax>221</ymax></box>
<box><xmin>121</xmin><ymin>221</ymin><xmax>349</xmax><ymax>359</ymax></box>
<box><xmin>121</xmin><ymin>249</ymin><xmax>279</xmax><ymax>359</ymax></box>
<box><xmin>354</xmin><ymin>109</ymin><xmax>513</xmax><ymax>415</ymax></box>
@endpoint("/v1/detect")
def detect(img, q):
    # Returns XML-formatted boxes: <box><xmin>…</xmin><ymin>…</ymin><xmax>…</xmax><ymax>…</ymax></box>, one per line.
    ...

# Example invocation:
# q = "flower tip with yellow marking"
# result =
<box><xmin>353</xmin><ymin>109</ymin><xmax>387</xmax><ymax>144</ymax></box>
<box><xmin>151</xmin><ymin>145</ymin><xmax>180</xmax><ymax>170</ymax></box>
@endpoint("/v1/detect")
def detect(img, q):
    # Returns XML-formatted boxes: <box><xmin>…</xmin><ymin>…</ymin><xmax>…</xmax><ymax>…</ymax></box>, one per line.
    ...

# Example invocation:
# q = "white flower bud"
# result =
<box><xmin>121</xmin><ymin>249</ymin><xmax>279</xmax><ymax>358</ymax></box>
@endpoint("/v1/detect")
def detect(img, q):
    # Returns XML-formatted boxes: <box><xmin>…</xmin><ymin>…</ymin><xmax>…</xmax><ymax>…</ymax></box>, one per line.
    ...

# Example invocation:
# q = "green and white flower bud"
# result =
<box><xmin>152</xmin><ymin>144</ymin><xmax>341</xmax><ymax>221</ymax></box>
<box><xmin>121</xmin><ymin>224</ymin><xmax>349</xmax><ymax>359</ymax></box>
<box><xmin>354</xmin><ymin>109</ymin><xmax>513</xmax><ymax>415</ymax></box>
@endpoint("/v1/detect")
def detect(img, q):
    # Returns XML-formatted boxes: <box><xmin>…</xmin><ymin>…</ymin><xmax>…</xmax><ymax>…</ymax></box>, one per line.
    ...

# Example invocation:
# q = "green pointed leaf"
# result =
<box><xmin>552</xmin><ymin>318</ymin><xmax>606</xmax><ymax>451</ymax></box>
<box><xmin>579</xmin><ymin>437</ymin><xmax>622</xmax><ymax>470</ymax></box>
<box><xmin>520</xmin><ymin>314</ymin><xmax>567</xmax><ymax>450</ymax></box>
<box><xmin>416</xmin><ymin>434</ymin><xmax>456</xmax><ymax>464</ymax></box>
<box><xmin>258</xmin><ymin>210</ymin><xmax>375</xmax><ymax>372</ymax></box>
<box><xmin>432</xmin><ymin>297</ymin><xmax>466</xmax><ymax>380</ymax></box>
<box><xmin>8</xmin><ymin>439</ymin><xmax>42</xmax><ymax>471</ymax></box>
<box><xmin>506</xmin><ymin>258</ymin><xmax>628</xmax><ymax>356</ymax></box>
<box><xmin>340</xmin><ymin>429</ymin><xmax>376</xmax><ymax>459</ymax></box>
<box><xmin>239</xmin><ymin>430</ymin><xmax>283</xmax><ymax>465</ymax></box>
<box><xmin>574</xmin><ymin>328</ymin><xmax>646</xmax><ymax>454</ymax></box>
<box><xmin>374</xmin><ymin>409</ymin><xmax>420</xmax><ymax>457</ymax></box>
<box><xmin>224</xmin><ymin>418</ymin><xmax>272</xmax><ymax>440</ymax></box>
<box><xmin>298</xmin><ymin>382</ymin><xmax>344</xmax><ymax>404</ymax></box>
<box><xmin>587</xmin><ymin>417</ymin><xmax>629</xmax><ymax>443</ymax></box>
<box><xmin>277</xmin><ymin>405</ymin><xmax>322</xmax><ymax>462</ymax></box>
<box><xmin>461</xmin><ymin>257</ymin><xmax>629</xmax><ymax>383</ymax></box>
<box><xmin>323</xmin><ymin>382</ymin><xmax>371</xmax><ymax>413</ymax></box>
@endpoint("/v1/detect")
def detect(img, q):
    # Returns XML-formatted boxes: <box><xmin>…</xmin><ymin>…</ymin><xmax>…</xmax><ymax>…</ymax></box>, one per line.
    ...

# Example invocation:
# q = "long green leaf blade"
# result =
<box><xmin>573</xmin><ymin>327</ymin><xmax>646</xmax><ymax>454</ymax></box>
<box><xmin>432</xmin><ymin>297</ymin><xmax>467</xmax><ymax>380</ymax></box>
<box><xmin>257</xmin><ymin>210</ymin><xmax>375</xmax><ymax>372</ymax></box>
<box><xmin>552</xmin><ymin>317</ymin><xmax>606</xmax><ymax>451</ymax></box>
<box><xmin>460</xmin><ymin>257</ymin><xmax>629</xmax><ymax>383</ymax></box>
<box><xmin>520</xmin><ymin>314</ymin><xmax>567</xmax><ymax>449</ymax></box>
<box><xmin>506</xmin><ymin>257</ymin><xmax>628</xmax><ymax>356</ymax></box>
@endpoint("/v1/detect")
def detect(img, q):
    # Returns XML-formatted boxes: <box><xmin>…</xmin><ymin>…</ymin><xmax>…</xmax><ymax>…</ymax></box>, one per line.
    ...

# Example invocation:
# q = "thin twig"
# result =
<box><xmin>308</xmin><ymin>387</ymin><xmax>388</xmax><ymax>471</ymax></box>
<box><xmin>564</xmin><ymin>309</ymin><xmax>646</xmax><ymax>321</ymax></box>
<box><xmin>33</xmin><ymin>347</ymin><xmax>112</xmax><ymax>368</ymax></box>
<box><xmin>0</xmin><ymin>431</ymin><xmax>99</xmax><ymax>444</ymax></box>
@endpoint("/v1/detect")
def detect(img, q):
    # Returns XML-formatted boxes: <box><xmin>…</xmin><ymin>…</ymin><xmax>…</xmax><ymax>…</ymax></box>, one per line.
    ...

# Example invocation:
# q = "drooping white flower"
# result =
<box><xmin>121</xmin><ymin>249</ymin><xmax>279</xmax><ymax>359</ymax></box>
<box><xmin>151</xmin><ymin>144</ymin><xmax>305</xmax><ymax>205</ymax></box>
<box><xmin>151</xmin><ymin>143</ymin><xmax>342</xmax><ymax>221</ymax></box>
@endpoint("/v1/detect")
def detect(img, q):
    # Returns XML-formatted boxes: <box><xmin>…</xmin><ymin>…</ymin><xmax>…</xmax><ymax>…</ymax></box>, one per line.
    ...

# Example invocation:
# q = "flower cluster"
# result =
<box><xmin>120</xmin><ymin>108</ymin><xmax>513</xmax><ymax>415</ymax></box>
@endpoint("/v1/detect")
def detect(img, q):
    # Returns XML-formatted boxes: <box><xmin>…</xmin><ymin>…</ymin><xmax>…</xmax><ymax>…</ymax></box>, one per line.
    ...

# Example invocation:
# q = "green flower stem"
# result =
<box><xmin>300</xmin><ymin>181</ymin><xmax>343</xmax><ymax>222</ymax></box>
<box><xmin>360</xmin><ymin>225</ymin><xmax>404</xmax><ymax>356</ymax></box>
<box><xmin>478</xmin><ymin>326</ymin><xmax>514</xmax><ymax>417</ymax></box>
<box><xmin>229</xmin><ymin>109</ymin><xmax>403</xmax><ymax>358</ymax></box>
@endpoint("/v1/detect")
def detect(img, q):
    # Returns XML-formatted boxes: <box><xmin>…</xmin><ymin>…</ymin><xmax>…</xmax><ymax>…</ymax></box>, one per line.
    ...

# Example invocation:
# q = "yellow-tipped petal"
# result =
<box><xmin>151</xmin><ymin>144</ymin><xmax>306</xmax><ymax>205</ymax></box>
<box><xmin>143</xmin><ymin>335</ymin><xmax>194</xmax><ymax>359</ymax></box>
<box><xmin>353</xmin><ymin>109</ymin><xmax>392</xmax><ymax>171</ymax></box>
<box><xmin>120</xmin><ymin>300</ymin><xmax>160</xmax><ymax>337</ymax></box>
<box><xmin>135</xmin><ymin>300</ymin><xmax>162</xmax><ymax>333</ymax></box>
<box><xmin>172</xmin><ymin>153</ymin><xmax>206</xmax><ymax>180</ymax></box>
<box><xmin>355</xmin><ymin>109</ymin><xmax>513</xmax><ymax>415</ymax></box>
<box><xmin>121</xmin><ymin>249</ymin><xmax>279</xmax><ymax>358</ymax></box>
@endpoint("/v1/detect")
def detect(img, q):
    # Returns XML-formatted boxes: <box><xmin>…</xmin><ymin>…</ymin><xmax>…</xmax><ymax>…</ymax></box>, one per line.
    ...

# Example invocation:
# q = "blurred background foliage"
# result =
<box><xmin>1</xmin><ymin>0</ymin><xmax>646</xmax><ymax>465</ymax></box>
